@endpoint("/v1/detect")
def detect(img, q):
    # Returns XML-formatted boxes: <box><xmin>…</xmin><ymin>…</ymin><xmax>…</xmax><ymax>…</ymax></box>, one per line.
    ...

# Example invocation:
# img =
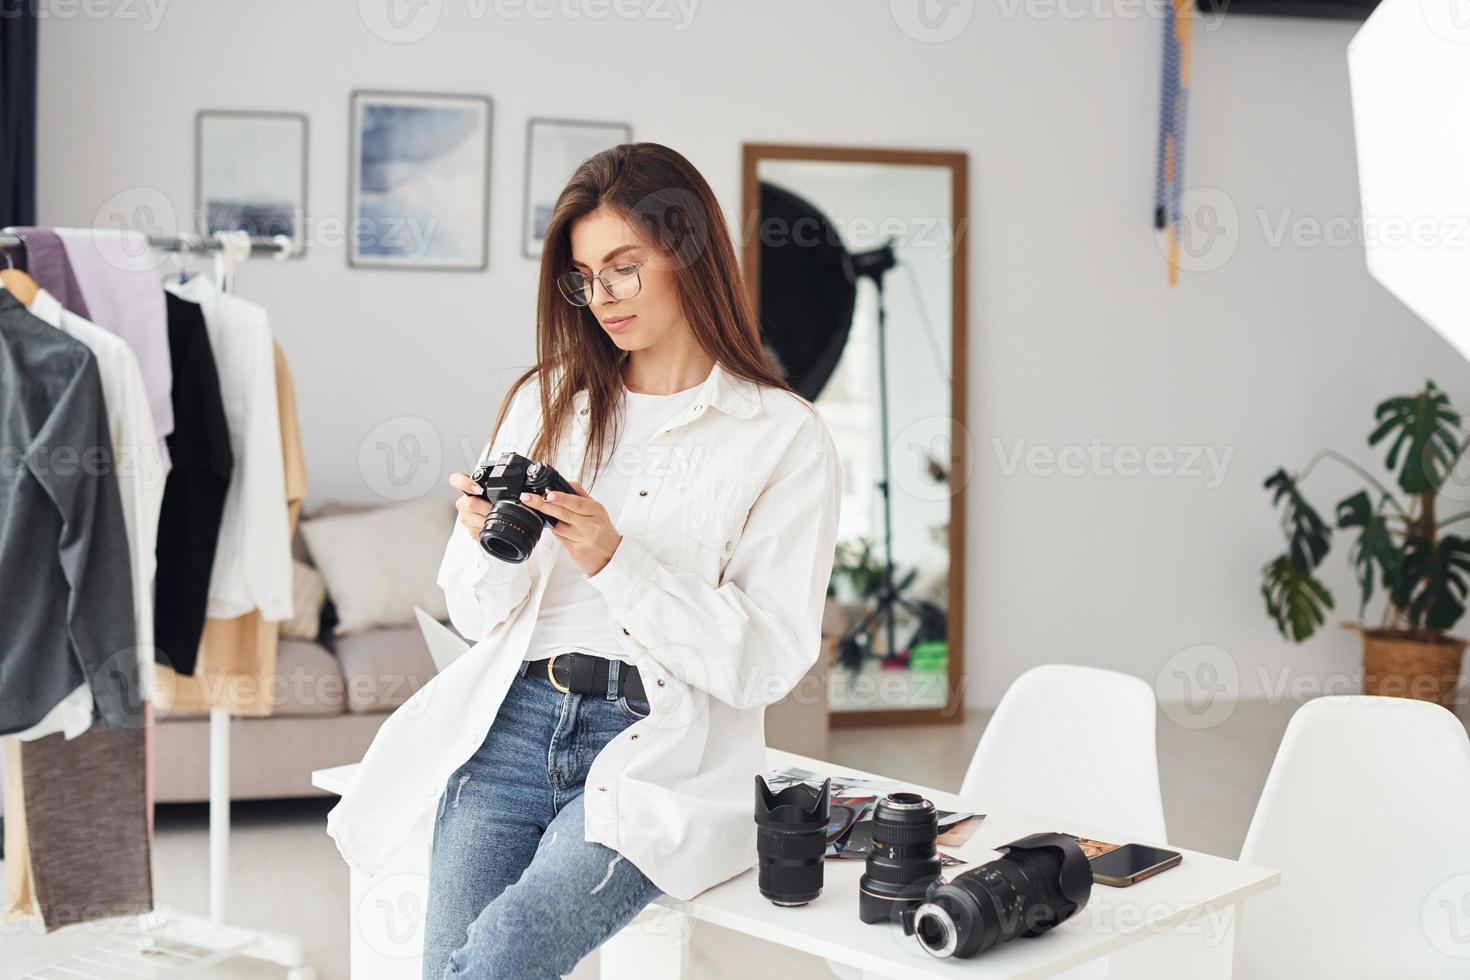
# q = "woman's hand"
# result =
<box><xmin>517</xmin><ymin>478</ymin><xmax>622</xmax><ymax>577</ymax></box>
<box><xmin>449</xmin><ymin>472</ymin><xmax>491</xmax><ymax>540</ymax></box>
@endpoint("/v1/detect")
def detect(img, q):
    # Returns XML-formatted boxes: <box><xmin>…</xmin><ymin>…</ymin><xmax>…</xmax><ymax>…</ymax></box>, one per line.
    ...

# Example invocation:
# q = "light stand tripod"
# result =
<box><xmin>837</xmin><ymin>240</ymin><xmax>917</xmax><ymax>671</ymax></box>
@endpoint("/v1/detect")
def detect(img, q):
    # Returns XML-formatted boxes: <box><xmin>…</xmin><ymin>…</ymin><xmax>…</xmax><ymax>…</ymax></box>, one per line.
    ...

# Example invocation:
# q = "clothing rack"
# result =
<box><xmin>0</xmin><ymin>229</ymin><xmax>297</xmax><ymax>258</ymax></box>
<box><xmin>5</xmin><ymin>229</ymin><xmax>314</xmax><ymax>980</ymax></box>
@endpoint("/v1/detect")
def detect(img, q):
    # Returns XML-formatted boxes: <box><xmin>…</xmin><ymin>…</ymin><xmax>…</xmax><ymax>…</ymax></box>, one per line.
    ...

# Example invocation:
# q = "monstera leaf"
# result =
<box><xmin>1369</xmin><ymin>381</ymin><xmax>1463</xmax><ymax>495</ymax></box>
<box><xmin>1265</xmin><ymin>469</ymin><xmax>1330</xmax><ymax>570</ymax></box>
<box><xmin>1397</xmin><ymin>534</ymin><xmax>1470</xmax><ymax>632</ymax></box>
<box><xmin>1336</xmin><ymin>491</ymin><xmax>1400</xmax><ymax>617</ymax></box>
<box><xmin>1265</xmin><ymin>381</ymin><xmax>1470</xmax><ymax>643</ymax></box>
<box><xmin>1262</xmin><ymin>555</ymin><xmax>1334</xmax><ymax>642</ymax></box>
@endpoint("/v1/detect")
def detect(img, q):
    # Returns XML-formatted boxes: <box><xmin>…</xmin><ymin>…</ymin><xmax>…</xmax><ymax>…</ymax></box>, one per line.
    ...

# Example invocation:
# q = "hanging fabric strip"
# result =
<box><xmin>1155</xmin><ymin>0</ymin><xmax>1193</xmax><ymax>287</ymax></box>
<box><xmin>1153</xmin><ymin>1</ymin><xmax>1177</xmax><ymax>235</ymax></box>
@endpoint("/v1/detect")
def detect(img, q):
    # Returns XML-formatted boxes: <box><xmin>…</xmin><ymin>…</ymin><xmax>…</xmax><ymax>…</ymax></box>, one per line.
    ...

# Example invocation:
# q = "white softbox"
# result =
<box><xmin>1349</xmin><ymin>0</ymin><xmax>1470</xmax><ymax>359</ymax></box>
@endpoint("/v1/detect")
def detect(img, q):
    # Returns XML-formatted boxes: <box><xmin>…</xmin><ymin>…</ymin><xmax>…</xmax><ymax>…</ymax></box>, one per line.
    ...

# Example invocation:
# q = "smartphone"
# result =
<box><xmin>1088</xmin><ymin>843</ymin><xmax>1182</xmax><ymax>887</ymax></box>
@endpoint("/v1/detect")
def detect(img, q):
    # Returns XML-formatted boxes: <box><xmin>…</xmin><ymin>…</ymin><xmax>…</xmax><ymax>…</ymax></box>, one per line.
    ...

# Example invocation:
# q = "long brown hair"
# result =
<box><xmin>487</xmin><ymin>142</ymin><xmax>793</xmax><ymax>481</ymax></box>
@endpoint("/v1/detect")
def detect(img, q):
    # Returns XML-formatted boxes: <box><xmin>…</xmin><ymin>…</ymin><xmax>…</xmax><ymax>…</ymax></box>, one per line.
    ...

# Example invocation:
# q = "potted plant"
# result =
<box><xmin>825</xmin><ymin>537</ymin><xmax>884</xmax><ymax>637</ymax></box>
<box><xmin>830</xmin><ymin>537</ymin><xmax>887</xmax><ymax>600</ymax></box>
<box><xmin>1262</xmin><ymin>381</ymin><xmax>1470</xmax><ymax>706</ymax></box>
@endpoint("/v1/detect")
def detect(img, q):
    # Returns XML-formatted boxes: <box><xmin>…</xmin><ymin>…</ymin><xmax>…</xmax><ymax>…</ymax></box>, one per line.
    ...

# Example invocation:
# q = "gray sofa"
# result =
<box><xmin>149</xmin><ymin>515</ymin><xmax>832</xmax><ymax>803</ymax></box>
<box><xmin>0</xmin><ymin>512</ymin><xmax>832</xmax><ymax>809</ymax></box>
<box><xmin>152</xmin><ymin>629</ymin><xmax>833</xmax><ymax>804</ymax></box>
<box><xmin>151</xmin><ymin>623</ymin><xmax>437</xmax><ymax>803</ymax></box>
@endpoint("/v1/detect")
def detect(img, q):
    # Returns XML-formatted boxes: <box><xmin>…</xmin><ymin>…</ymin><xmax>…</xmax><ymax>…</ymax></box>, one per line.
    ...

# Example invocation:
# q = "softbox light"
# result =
<box><xmin>1348</xmin><ymin>0</ymin><xmax>1470</xmax><ymax>360</ymax></box>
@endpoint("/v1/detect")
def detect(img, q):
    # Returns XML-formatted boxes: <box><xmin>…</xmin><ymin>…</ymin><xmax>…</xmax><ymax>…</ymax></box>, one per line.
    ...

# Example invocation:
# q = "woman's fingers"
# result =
<box><xmin>457</xmin><ymin>514</ymin><xmax>486</xmax><ymax>536</ymax></box>
<box><xmin>455</xmin><ymin>484</ymin><xmax>490</xmax><ymax>533</ymax></box>
<box><xmin>518</xmin><ymin>493</ymin><xmax>573</xmax><ymax>523</ymax></box>
<box><xmin>520</xmin><ymin>488</ymin><xmax>600</xmax><ymax>524</ymax></box>
<box><xmin>450</xmin><ymin>473</ymin><xmax>487</xmax><ymax>529</ymax></box>
<box><xmin>456</xmin><ymin>493</ymin><xmax>490</xmax><ymax>517</ymax></box>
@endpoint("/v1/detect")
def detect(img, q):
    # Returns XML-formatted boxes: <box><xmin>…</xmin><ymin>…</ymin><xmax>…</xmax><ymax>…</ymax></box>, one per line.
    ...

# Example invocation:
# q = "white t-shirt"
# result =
<box><xmin>522</xmin><ymin>380</ymin><xmax>703</xmax><ymax>664</ymax></box>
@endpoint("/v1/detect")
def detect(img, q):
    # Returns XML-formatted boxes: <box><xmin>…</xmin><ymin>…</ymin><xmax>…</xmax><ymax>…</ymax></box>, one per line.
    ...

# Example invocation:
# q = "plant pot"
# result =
<box><xmin>1359</xmin><ymin>630</ymin><xmax>1467</xmax><ymax>707</ymax></box>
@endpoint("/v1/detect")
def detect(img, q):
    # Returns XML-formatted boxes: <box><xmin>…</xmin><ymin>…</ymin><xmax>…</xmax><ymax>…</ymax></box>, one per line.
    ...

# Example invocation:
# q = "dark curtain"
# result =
<box><xmin>0</xmin><ymin>0</ymin><xmax>38</xmax><ymax>227</ymax></box>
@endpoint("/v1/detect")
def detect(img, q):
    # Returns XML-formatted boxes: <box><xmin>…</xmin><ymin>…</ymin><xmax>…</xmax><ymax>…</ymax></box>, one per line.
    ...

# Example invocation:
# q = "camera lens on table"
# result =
<box><xmin>753</xmin><ymin>775</ymin><xmax>831</xmax><ymax>907</ymax></box>
<box><xmin>858</xmin><ymin>792</ymin><xmax>942</xmax><ymax>925</ymax></box>
<box><xmin>899</xmin><ymin>832</ymin><xmax>1092</xmax><ymax>960</ymax></box>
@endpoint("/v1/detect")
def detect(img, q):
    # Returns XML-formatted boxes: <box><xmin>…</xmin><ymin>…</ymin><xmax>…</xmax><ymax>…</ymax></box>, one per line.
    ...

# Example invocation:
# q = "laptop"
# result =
<box><xmin>415</xmin><ymin>606</ymin><xmax>471</xmax><ymax>673</ymax></box>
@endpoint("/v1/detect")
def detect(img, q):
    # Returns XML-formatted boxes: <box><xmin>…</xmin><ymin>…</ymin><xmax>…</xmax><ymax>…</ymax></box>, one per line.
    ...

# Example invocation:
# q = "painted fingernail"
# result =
<box><xmin>546</xmin><ymin>492</ymin><xmax>557</xmax><ymax>501</ymax></box>
<box><xmin>519</xmin><ymin>492</ymin><xmax>531</xmax><ymax>501</ymax></box>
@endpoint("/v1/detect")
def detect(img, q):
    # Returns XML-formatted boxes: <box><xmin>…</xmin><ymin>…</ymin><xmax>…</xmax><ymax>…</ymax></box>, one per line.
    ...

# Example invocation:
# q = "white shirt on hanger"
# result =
<box><xmin>164</xmin><ymin>275</ymin><xmax>292</xmax><ymax>622</ymax></box>
<box><xmin>20</xmin><ymin>288</ymin><xmax>165</xmax><ymax>731</ymax></box>
<box><xmin>326</xmin><ymin>360</ymin><xmax>844</xmax><ymax>902</ymax></box>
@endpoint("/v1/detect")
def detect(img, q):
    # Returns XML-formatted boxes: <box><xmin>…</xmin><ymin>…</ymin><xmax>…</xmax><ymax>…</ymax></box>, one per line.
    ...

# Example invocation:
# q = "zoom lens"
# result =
<box><xmin>900</xmin><ymin>832</ymin><xmax>1092</xmax><ymax>960</ymax></box>
<box><xmin>858</xmin><ymin>792</ymin><xmax>941</xmax><ymax>925</ymax></box>
<box><xmin>754</xmin><ymin>776</ymin><xmax>830</xmax><ymax>906</ymax></box>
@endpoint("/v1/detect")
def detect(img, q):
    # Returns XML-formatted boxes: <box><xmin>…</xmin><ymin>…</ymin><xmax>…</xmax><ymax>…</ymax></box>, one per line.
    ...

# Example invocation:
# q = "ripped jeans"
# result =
<box><xmin>421</xmin><ymin>659</ymin><xmax>663</xmax><ymax>980</ymax></box>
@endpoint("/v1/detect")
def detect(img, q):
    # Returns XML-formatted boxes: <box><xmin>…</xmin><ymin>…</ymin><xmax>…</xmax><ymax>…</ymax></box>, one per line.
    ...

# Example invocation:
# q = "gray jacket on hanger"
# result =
<box><xmin>0</xmin><ymin>288</ymin><xmax>139</xmax><ymax>735</ymax></box>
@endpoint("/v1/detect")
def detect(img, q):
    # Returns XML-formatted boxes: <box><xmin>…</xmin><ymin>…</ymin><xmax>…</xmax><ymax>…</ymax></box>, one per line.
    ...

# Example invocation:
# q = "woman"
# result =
<box><xmin>325</xmin><ymin>142</ymin><xmax>842</xmax><ymax>978</ymax></box>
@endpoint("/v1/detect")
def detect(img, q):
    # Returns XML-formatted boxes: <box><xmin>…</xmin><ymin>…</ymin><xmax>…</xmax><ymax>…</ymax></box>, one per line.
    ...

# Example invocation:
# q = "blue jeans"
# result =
<box><xmin>421</xmin><ymin>660</ymin><xmax>664</xmax><ymax>980</ymax></box>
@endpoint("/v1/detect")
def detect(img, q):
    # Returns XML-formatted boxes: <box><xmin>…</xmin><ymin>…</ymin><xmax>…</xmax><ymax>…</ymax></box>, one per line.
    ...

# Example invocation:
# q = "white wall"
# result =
<box><xmin>35</xmin><ymin>0</ymin><xmax>1466</xmax><ymax>709</ymax></box>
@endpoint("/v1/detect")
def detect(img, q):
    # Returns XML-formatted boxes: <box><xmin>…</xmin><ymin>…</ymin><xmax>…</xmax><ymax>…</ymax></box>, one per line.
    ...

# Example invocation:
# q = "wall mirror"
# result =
<box><xmin>741</xmin><ymin>143</ymin><xmax>969</xmax><ymax>726</ymax></box>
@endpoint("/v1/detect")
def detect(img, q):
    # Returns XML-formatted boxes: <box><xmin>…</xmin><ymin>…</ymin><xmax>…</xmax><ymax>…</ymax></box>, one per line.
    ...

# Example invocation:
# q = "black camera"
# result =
<box><xmin>465</xmin><ymin>451</ymin><xmax>578</xmax><ymax>563</ymax></box>
<box><xmin>898</xmin><ymin>832</ymin><xmax>1092</xmax><ymax>959</ymax></box>
<box><xmin>858</xmin><ymin>792</ymin><xmax>942</xmax><ymax>925</ymax></box>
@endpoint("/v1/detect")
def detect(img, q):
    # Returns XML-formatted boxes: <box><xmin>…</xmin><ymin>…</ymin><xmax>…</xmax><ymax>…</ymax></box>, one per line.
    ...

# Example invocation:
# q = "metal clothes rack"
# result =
<box><xmin>2</xmin><ymin>228</ymin><xmax>314</xmax><ymax>980</ymax></box>
<box><xmin>0</xmin><ymin>229</ymin><xmax>296</xmax><ymax>260</ymax></box>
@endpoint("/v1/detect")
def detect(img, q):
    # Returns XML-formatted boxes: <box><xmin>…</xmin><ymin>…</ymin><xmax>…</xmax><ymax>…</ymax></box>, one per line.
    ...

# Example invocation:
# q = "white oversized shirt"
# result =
<box><xmin>325</xmin><ymin>360</ymin><xmax>843</xmax><ymax>901</ymax></box>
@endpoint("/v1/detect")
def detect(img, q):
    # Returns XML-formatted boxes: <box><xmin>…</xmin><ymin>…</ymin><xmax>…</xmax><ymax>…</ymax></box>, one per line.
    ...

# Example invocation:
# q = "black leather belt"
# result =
<box><xmin>525</xmin><ymin>652</ymin><xmax>646</xmax><ymax>701</ymax></box>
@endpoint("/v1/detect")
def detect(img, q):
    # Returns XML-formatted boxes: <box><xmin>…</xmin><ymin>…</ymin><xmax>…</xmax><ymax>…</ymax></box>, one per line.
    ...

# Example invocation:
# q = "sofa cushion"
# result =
<box><xmin>159</xmin><ymin>640</ymin><xmax>345</xmax><ymax>720</ymax></box>
<box><xmin>334</xmin><ymin>625</ymin><xmax>438</xmax><ymax>714</ymax></box>
<box><xmin>270</xmin><ymin>640</ymin><xmax>348</xmax><ymax>716</ymax></box>
<box><xmin>281</xmin><ymin>560</ymin><xmax>327</xmax><ymax>641</ymax></box>
<box><xmin>299</xmin><ymin>497</ymin><xmax>453</xmax><ymax>635</ymax></box>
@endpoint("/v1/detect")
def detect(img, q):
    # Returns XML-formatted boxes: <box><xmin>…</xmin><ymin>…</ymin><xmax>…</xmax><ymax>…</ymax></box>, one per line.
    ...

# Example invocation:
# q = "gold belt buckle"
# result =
<box><xmin>546</xmin><ymin>654</ymin><xmax>570</xmax><ymax>694</ymax></box>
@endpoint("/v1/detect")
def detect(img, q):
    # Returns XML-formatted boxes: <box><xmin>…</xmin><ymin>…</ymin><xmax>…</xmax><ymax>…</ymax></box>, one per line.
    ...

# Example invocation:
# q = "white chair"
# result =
<box><xmin>828</xmin><ymin>664</ymin><xmax>1166</xmax><ymax>979</ymax></box>
<box><xmin>960</xmin><ymin>663</ymin><xmax>1168</xmax><ymax>843</ymax></box>
<box><xmin>1236</xmin><ymin>695</ymin><xmax>1470</xmax><ymax>979</ymax></box>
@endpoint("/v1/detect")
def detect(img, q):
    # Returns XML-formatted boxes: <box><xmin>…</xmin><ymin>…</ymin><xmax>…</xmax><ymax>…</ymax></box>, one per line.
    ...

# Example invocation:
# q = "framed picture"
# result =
<box><xmin>349</xmin><ymin>90</ymin><xmax>492</xmax><ymax>271</ymax></box>
<box><xmin>522</xmin><ymin>118</ymin><xmax>632</xmax><ymax>259</ymax></box>
<box><xmin>196</xmin><ymin>110</ymin><xmax>308</xmax><ymax>253</ymax></box>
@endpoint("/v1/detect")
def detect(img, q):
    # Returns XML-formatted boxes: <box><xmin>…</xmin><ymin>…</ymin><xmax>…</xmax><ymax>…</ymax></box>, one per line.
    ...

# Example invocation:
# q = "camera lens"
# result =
<box><xmin>754</xmin><ymin>776</ymin><xmax>830</xmax><ymax>907</ymax></box>
<box><xmin>911</xmin><ymin>903</ymin><xmax>959</xmax><ymax>958</ymax></box>
<box><xmin>858</xmin><ymin>792</ymin><xmax>941</xmax><ymax>925</ymax></box>
<box><xmin>901</xmin><ymin>833</ymin><xmax>1091</xmax><ymax>960</ymax></box>
<box><xmin>479</xmin><ymin>500</ymin><xmax>542</xmax><ymax>563</ymax></box>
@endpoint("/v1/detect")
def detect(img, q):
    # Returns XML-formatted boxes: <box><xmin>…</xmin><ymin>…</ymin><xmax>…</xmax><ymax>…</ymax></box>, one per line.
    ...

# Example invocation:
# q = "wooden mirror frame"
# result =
<box><xmin>740</xmin><ymin>143</ymin><xmax>969</xmax><ymax>728</ymax></box>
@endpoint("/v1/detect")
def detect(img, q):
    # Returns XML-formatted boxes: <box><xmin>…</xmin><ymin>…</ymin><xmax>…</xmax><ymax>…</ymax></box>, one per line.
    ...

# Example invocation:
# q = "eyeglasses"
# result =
<box><xmin>556</xmin><ymin>257</ymin><xmax>651</xmax><ymax>307</ymax></box>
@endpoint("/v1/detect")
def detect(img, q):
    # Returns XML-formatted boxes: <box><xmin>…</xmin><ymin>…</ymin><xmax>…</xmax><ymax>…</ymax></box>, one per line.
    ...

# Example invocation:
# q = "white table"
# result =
<box><xmin>313</xmin><ymin>749</ymin><xmax>1277</xmax><ymax>979</ymax></box>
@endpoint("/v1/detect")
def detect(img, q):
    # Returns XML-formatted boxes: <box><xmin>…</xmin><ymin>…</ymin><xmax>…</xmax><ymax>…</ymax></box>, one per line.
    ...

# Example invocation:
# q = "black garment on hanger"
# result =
<box><xmin>0</xmin><ymin>288</ymin><xmax>139</xmax><ymax>734</ymax></box>
<box><xmin>152</xmin><ymin>291</ymin><xmax>232</xmax><ymax>677</ymax></box>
